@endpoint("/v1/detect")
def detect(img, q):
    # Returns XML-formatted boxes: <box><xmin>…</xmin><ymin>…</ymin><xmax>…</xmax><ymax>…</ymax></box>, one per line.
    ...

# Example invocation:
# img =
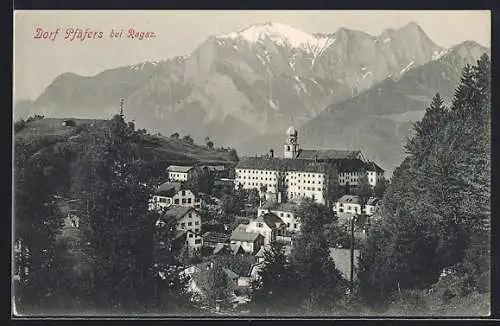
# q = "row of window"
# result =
<box><xmin>179</xmin><ymin>220</ymin><xmax>200</xmax><ymax>228</ymax></box>
<box><xmin>291</xmin><ymin>186</ymin><xmax>322</xmax><ymax>191</ymax></box>
<box><xmin>237</xmin><ymin>170</ymin><xmax>324</xmax><ymax>179</ymax></box>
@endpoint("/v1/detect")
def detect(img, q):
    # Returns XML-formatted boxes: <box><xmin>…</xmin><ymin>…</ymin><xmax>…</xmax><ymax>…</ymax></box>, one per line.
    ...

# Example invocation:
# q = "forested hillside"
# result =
<box><xmin>358</xmin><ymin>54</ymin><xmax>491</xmax><ymax>315</ymax></box>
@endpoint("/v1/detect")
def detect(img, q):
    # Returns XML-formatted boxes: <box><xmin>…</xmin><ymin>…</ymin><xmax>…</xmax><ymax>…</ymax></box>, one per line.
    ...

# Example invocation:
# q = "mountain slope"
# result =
<box><xmin>17</xmin><ymin>21</ymin><xmax>445</xmax><ymax>149</ymax></box>
<box><xmin>15</xmin><ymin>118</ymin><xmax>236</xmax><ymax>166</ymax></box>
<box><xmin>241</xmin><ymin>41</ymin><xmax>489</xmax><ymax>175</ymax></box>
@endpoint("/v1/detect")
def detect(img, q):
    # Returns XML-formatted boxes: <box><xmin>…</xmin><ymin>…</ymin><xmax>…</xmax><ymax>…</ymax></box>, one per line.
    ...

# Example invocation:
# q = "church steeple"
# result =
<box><xmin>284</xmin><ymin>126</ymin><xmax>299</xmax><ymax>159</ymax></box>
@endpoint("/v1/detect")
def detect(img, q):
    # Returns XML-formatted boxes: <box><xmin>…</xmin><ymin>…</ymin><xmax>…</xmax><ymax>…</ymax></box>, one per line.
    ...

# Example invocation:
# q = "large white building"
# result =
<box><xmin>235</xmin><ymin>127</ymin><xmax>385</xmax><ymax>204</ymax></box>
<box><xmin>167</xmin><ymin>165</ymin><xmax>196</xmax><ymax>182</ymax></box>
<box><xmin>235</xmin><ymin>157</ymin><xmax>330</xmax><ymax>205</ymax></box>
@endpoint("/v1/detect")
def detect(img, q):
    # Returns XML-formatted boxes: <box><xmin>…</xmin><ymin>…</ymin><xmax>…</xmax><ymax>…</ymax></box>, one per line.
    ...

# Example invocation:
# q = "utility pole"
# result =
<box><xmin>350</xmin><ymin>215</ymin><xmax>355</xmax><ymax>293</ymax></box>
<box><xmin>119</xmin><ymin>98</ymin><xmax>124</xmax><ymax>118</ymax></box>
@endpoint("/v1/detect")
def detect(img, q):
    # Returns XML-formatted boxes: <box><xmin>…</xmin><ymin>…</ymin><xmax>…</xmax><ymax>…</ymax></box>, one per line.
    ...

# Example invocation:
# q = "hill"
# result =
<box><xmin>14</xmin><ymin>117</ymin><xmax>237</xmax><ymax>169</ymax></box>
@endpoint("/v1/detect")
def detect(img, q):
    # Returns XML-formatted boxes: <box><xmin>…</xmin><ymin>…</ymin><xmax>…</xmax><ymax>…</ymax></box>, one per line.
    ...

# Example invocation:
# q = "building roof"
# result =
<box><xmin>167</xmin><ymin>165</ymin><xmax>193</xmax><ymax>173</ymax></box>
<box><xmin>255</xmin><ymin>245</ymin><xmax>268</xmax><ymax>258</ymax></box>
<box><xmin>202</xmin><ymin>232</ymin><xmax>230</xmax><ymax>243</ymax></box>
<box><xmin>366</xmin><ymin>197</ymin><xmax>380</xmax><ymax>206</ymax></box>
<box><xmin>156</xmin><ymin>182</ymin><xmax>182</xmax><ymax>196</ymax></box>
<box><xmin>337</xmin><ymin>195</ymin><xmax>361</xmax><ymax>205</ymax></box>
<box><xmin>200</xmin><ymin>165</ymin><xmax>226</xmax><ymax>172</ymax></box>
<box><xmin>256</xmin><ymin>213</ymin><xmax>285</xmax><ymax>229</ymax></box>
<box><xmin>260</xmin><ymin>201</ymin><xmax>298</xmax><ymax>213</ymax></box>
<box><xmin>365</xmin><ymin>161</ymin><xmax>385</xmax><ymax>173</ymax></box>
<box><xmin>236</xmin><ymin>157</ymin><xmax>329</xmax><ymax>173</ymax></box>
<box><xmin>295</xmin><ymin>149</ymin><xmax>361</xmax><ymax>160</ymax></box>
<box><xmin>231</xmin><ymin>230</ymin><xmax>262</xmax><ymax>242</ymax></box>
<box><xmin>164</xmin><ymin>205</ymin><xmax>195</xmax><ymax>220</ymax></box>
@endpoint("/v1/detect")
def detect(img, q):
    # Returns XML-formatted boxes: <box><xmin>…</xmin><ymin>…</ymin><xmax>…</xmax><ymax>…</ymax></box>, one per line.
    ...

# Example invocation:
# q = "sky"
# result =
<box><xmin>13</xmin><ymin>10</ymin><xmax>490</xmax><ymax>101</ymax></box>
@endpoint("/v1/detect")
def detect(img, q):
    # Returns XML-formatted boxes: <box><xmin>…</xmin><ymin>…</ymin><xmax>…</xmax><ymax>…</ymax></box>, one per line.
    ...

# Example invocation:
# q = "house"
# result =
<box><xmin>230</xmin><ymin>230</ymin><xmax>265</xmax><ymax>254</ymax></box>
<box><xmin>246</xmin><ymin>213</ymin><xmax>287</xmax><ymax>245</ymax></box>
<box><xmin>167</xmin><ymin>165</ymin><xmax>196</xmax><ymax>182</ymax></box>
<box><xmin>258</xmin><ymin>201</ymin><xmax>301</xmax><ymax>232</ymax></box>
<box><xmin>150</xmin><ymin>182</ymin><xmax>202</xmax><ymax>210</ymax></box>
<box><xmin>156</xmin><ymin>206</ymin><xmax>203</xmax><ymax>252</ymax></box>
<box><xmin>364</xmin><ymin>197</ymin><xmax>380</xmax><ymax>216</ymax></box>
<box><xmin>333</xmin><ymin>195</ymin><xmax>362</xmax><ymax>219</ymax></box>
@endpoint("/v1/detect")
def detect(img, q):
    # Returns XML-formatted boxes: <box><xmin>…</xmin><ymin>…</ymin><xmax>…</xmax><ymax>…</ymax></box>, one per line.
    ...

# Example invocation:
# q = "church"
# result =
<box><xmin>234</xmin><ymin>126</ymin><xmax>385</xmax><ymax>205</ymax></box>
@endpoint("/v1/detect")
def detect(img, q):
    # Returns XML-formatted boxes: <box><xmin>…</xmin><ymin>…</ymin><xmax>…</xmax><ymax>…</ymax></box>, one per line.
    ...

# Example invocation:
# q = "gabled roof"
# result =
<box><xmin>255</xmin><ymin>212</ymin><xmax>285</xmax><ymax>229</ymax></box>
<box><xmin>156</xmin><ymin>182</ymin><xmax>182</xmax><ymax>196</ymax></box>
<box><xmin>231</xmin><ymin>230</ymin><xmax>262</xmax><ymax>242</ymax></box>
<box><xmin>365</xmin><ymin>161</ymin><xmax>385</xmax><ymax>173</ymax></box>
<box><xmin>202</xmin><ymin>232</ymin><xmax>230</xmax><ymax>243</ymax></box>
<box><xmin>167</xmin><ymin>165</ymin><xmax>193</xmax><ymax>173</ymax></box>
<box><xmin>296</xmin><ymin>149</ymin><xmax>361</xmax><ymax>160</ymax></box>
<box><xmin>260</xmin><ymin>201</ymin><xmax>298</xmax><ymax>213</ymax></box>
<box><xmin>164</xmin><ymin>205</ymin><xmax>196</xmax><ymax>220</ymax></box>
<box><xmin>337</xmin><ymin>195</ymin><xmax>361</xmax><ymax>205</ymax></box>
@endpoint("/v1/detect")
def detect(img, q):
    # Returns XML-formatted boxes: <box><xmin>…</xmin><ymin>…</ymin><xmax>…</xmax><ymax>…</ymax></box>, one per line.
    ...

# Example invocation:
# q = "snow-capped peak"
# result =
<box><xmin>217</xmin><ymin>22</ymin><xmax>335</xmax><ymax>58</ymax></box>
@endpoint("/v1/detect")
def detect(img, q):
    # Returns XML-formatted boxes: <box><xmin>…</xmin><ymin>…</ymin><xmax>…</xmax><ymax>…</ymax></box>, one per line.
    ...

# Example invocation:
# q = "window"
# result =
<box><xmin>294</xmin><ymin>223</ymin><xmax>298</xmax><ymax>229</ymax></box>
<box><xmin>286</xmin><ymin>214</ymin><xmax>290</xmax><ymax>217</ymax></box>
<box><xmin>181</xmin><ymin>223</ymin><xmax>185</xmax><ymax>228</ymax></box>
<box><xmin>182</xmin><ymin>198</ymin><xmax>186</xmax><ymax>204</ymax></box>
<box><xmin>195</xmin><ymin>239</ymin><xmax>202</xmax><ymax>244</ymax></box>
<box><xmin>257</xmin><ymin>223</ymin><xmax>263</xmax><ymax>228</ymax></box>
<box><xmin>188</xmin><ymin>234</ymin><xmax>193</xmax><ymax>238</ymax></box>
<box><xmin>195</xmin><ymin>221</ymin><xmax>200</xmax><ymax>225</ymax></box>
<box><xmin>287</xmin><ymin>223</ymin><xmax>290</xmax><ymax>227</ymax></box>
<box><xmin>174</xmin><ymin>199</ymin><xmax>180</xmax><ymax>204</ymax></box>
<box><xmin>195</xmin><ymin>229</ymin><xmax>199</xmax><ymax>233</ymax></box>
<box><xmin>280</xmin><ymin>213</ymin><xmax>284</xmax><ymax>217</ymax></box>
<box><xmin>182</xmin><ymin>190</ymin><xmax>186</xmax><ymax>196</ymax></box>
<box><xmin>159</xmin><ymin>198</ymin><xmax>167</xmax><ymax>203</ymax></box>
<box><xmin>187</xmin><ymin>198</ymin><xmax>192</xmax><ymax>204</ymax></box>
<box><xmin>188</xmin><ymin>222</ymin><xmax>192</xmax><ymax>226</ymax></box>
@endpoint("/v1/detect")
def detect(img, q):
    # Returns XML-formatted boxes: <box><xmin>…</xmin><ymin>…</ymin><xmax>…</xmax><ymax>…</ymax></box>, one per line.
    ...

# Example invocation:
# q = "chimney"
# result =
<box><xmin>269</xmin><ymin>149</ymin><xmax>274</xmax><ymax>158</ymax></box>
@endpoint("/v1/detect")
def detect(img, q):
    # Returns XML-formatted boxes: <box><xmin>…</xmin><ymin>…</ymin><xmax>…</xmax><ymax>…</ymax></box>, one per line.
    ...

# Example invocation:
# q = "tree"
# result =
<box><xmin>373</xmin><ymin>177</ymin><xmax>389</xmax><ymax>199</ymax></box>
<box><xmin>170</xmin><ymin>132</ymin><xmax>180</xmax><ymax>140</ymax></box>
<box><xmin>70</xmin><ymin>115</ymin><xmax>163</xmax><ymax>311</ymax></box>
<box><xmin>358</xmin><ymin>55</ymin><xmax>491</xmax><ymax>311</ymax></box>
<box><xmin>182</xmin><ymin>135</ymin><xmax>194</xmax><ymax>144</ymax></box>
<box><xmin>228</xmin><ymin>148</ymin><xmax>239</xmax><ymax>163</ymax></box>
<box><xmin>250</xmin><ymin>242</ymin><xmax>298</xmax><ymax>314</ymax></box>
<box><xmin>206</xmin><ymin>263</ymin><xmax>233</xmax><ymax>311</ymax></box>
<box><xmin>355</xmin><ymin>173</ymin><xmax>372</xmax><ymax>205</ymax></box>
<box><xmin>290</xmin><ymin>200</ymin><xmax>347</xmax><ymax>313</ymax></box>
<box><xmin>14</xmin><ymin>142</ymin><xmax>69</xmax><ymax>312</ymax></box>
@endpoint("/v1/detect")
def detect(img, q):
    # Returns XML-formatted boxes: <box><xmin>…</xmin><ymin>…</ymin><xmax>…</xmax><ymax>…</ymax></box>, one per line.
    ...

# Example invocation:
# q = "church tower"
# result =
<box><xmin>284</xmin><ymin>126</ymin><xmax>299</xmax><ymax>159</ymax></box>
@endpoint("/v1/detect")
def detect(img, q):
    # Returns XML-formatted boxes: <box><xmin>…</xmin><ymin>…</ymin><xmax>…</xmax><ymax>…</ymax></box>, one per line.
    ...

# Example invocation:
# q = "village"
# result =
<box><xmin>48</xmin><ymin>125</ymin><xmax>386</xmax><ymax>313</ymax></box>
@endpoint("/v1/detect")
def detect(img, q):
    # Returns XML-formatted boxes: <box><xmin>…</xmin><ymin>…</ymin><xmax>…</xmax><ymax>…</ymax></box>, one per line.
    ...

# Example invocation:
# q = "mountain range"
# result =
<box><xmin>14</xmin><ymin>21</ymin><xmax>489</xmax><ymax>175</ymax></box>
